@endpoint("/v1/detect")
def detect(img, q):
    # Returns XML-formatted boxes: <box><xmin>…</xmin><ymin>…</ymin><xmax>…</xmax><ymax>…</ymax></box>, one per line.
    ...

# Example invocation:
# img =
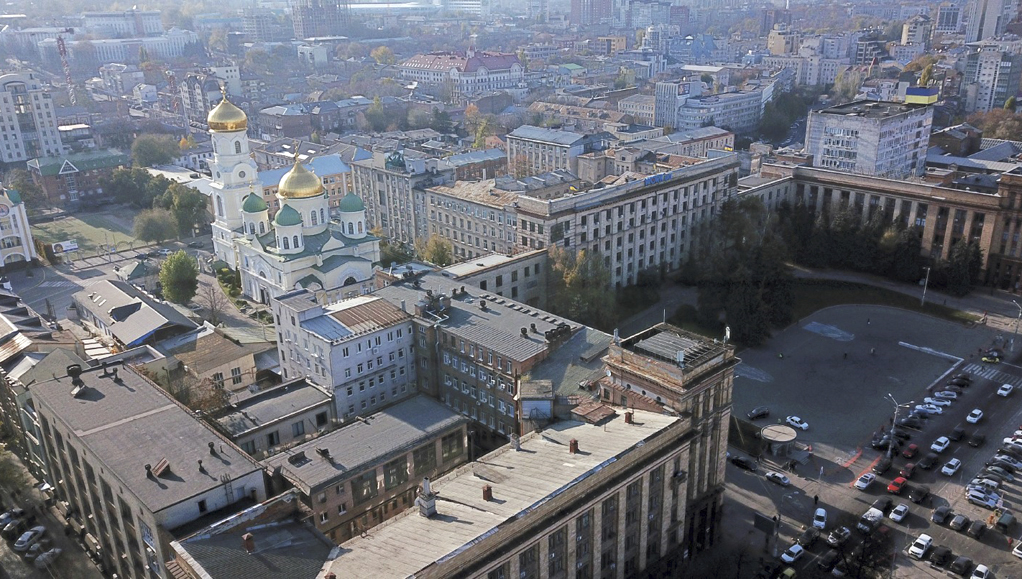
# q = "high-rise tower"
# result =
<box><xmin>291</xmin><ymin>0</ymin><xmax>350</xmax><ymax>39</ymax></box>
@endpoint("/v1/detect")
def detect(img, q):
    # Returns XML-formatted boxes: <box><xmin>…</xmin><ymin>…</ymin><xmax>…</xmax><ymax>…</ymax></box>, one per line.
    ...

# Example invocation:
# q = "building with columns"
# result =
<box><xmin>207</xmin><ymin>93</ymin><xmax>380</xmax><ymax>303</ymax></box>
<box><xmin>743</xmin><ymin>162</ymin><xmax>1001</xmax><ymax>280</ymax></box>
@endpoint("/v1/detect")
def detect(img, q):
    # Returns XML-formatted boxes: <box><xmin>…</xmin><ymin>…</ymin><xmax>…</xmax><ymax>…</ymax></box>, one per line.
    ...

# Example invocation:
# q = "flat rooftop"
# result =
<box><xmin>440</xmin><ymin>252</ymin><xmax>531</xmax><ymax>278</ymax></box>
<box><xmin>31</xmin><ymin>363</ymin><xmax>263</xmax><ymax>516</ymax></box>
<box><xmin>814</xmin><ymin>100</ymin><xmax>929</xmax><ymax>119</ymax></box>
<box><xmin>425</xmin><ymin>179</ymin><xmax>519</xmax><ymax>208</ymax></box>
<box><xmin>263</xmin><ymin>395</ymin><xmax>466</xmax><ymax>493</ymax></box>
<box><xmin>215</xmin><ymin>379</ymin><xmax>331</xmax><ymax>438</ymax></box>
<box><xmin>323</xmin><ymin>409</ymin><xmax>679</xmax><ymax>577</ymax></box>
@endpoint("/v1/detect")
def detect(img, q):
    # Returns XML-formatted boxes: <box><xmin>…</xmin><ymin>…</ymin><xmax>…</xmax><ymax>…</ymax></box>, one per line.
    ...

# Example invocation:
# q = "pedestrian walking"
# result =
<box><xmin>813</xmin><ymin>495</ymin><xmax>819</xmax><ymax>506</ymax></box>
<box><xmin>867</xmin><ymin>318</ymin><xmax>870</xmax><ymax>325</ymax></box>
<box><xmin>1010</xmin><ymin>537</ymin><xmax>1015</xmax><ymax>549</ymax></box>
<box><xmin>870</xmin><ymin>348</ymin><xmax>875</xmax><ymax>355</ymax></box>
<box><xmin>843</xmin><ymin>352</ymin><xmax>848</xmax><ymax>359</ymax></box>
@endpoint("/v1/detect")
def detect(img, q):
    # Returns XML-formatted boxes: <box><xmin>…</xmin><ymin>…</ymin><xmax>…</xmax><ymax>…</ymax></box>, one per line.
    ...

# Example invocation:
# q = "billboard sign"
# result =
<box><xmin>52</xmin><ymin>239</ymin><xmax>79</xmax><ymax>254</ymax></box>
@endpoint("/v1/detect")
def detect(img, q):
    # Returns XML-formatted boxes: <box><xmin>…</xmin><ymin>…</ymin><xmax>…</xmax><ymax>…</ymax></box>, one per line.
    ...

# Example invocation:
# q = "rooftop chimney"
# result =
<box><xmin>569</xmin><ymin>439</ymin><xmax>579</xmax><ymax>454</ymax></box>
<box><xmin>67</xmin><ymin>364</ymin><xmax>83</xmax><ymax>386</ymax></box>
<box><xmin>521</xmin><ymin>327</ymin><xmax>528</xmax><ymax>337</ymax></box>
<box><xmin>479</xmin><ymin>300</ymin><xmax>487</xmax><ymax>311</ymax></box>
<box><xmin>317</xmin><ymin>447</ymin><xmax>331</xmax><ymax>459</ymax></box>
<box><xmin>625</xmin><ymin>411</ymin><xmax>633</xmax><ymax>424</ymax></box>
<box><xmin>613</xmin><ymin>328</ymin><xmax>620</xmax><ymax>344</ymax></box>
<box><xmin>242</xmin><ymin>532</ymin><xmax>255</xmax><ymax>554</ymax></box>
<box><xmin>416</xmin><ymin>477</ymin><xmax>437</xmax><ymax>518</ymax></box>
<box><xmin>510</xmin><ymin>434</ymin><xmax>521</xmax><ymax>451</ymax></box>
<box><xmin>530</xmin><ymin>323</ymin><xmax>537</xmax><ymax>333</ymax></box>
<box><xmin>482</xmin><ymin>484</ymin><xmax>492</xmax><ymax>501</ymax></box>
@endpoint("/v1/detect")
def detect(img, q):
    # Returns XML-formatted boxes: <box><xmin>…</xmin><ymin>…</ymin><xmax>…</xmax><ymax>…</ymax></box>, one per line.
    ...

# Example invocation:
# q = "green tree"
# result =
<box><xmin>310</xmin><ymin>131</ymin><xmax>322</xmax><ymax>144</ymax></box>
<box><xmin>156</xmin><ymin>183</ymin><xmax>208</xmax><ymax>236</ymax></box>
<box><xmin>133</xmin><ymin>208</ymin><xmax>178</xmax><ymax>244</ymax></box>
<box><xmin>370</xmin><ymin>46</ymin><xmax>396</xmax><ymax>65</ymax></box>
<box><xmin>373</xmin><ymin>227</ymin><xmax>414</xmax><ymax>267</ymax></box>
<box><xmin>160</xmin><ymin>251</ymin><xmax>198</xmax><ymax>304</ymax></box>
<box><xmin>364</xmin><ymin>97</ymin><xmax>388</xmax><ymax>132</ymax></box>
<box><xmin>548</xmin><ymin>245</ymin><xmax>615</xmax><ymax>326</ymax></box>
<box><xmin>416</xmin><ymin>235</ymin><xmax>454</xmax><ymax>266</ymax></box>
<box><xmin>919</xmin><ymin>64</ymin><xmax>933</xmax><ymax>87</ymax></box>
<box><xmin>131</xmin><ymin>134</ymin><xmax>180</xmax><ymax>167</ymax></box>
<box><xmin>430</xmin><ymin>107</ymin><xmax>453</xmax><ymax>133</ymax></box>
<box><xmin>2</xmin><ymin>168</ymin><xmax>42</xmax><ymax>207</ymax></box>
<box><xmin>1007</xmin><ymin>96</ymin><xmax>1018</xmax><ymax>112</ymax></box>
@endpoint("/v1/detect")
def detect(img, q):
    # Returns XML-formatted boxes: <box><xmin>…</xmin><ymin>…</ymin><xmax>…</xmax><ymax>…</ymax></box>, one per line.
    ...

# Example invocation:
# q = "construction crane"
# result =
<box><xmin>56</xmin><ymin>28</ymin><xmax>75</xmax><ymax>105</ymax></box>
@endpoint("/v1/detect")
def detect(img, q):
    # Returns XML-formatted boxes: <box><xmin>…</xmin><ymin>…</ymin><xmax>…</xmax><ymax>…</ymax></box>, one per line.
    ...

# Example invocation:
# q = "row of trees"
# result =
<box><xmin>102</xmin><ymin>168</ymin><xmax>209</xmax><ymax>241</ymax></box>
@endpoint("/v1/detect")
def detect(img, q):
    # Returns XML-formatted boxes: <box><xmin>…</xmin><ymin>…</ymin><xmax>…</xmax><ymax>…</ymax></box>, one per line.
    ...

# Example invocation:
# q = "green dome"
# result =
<box><xmin>242</xmin><ymin>193</ymin><xmax>268</xmax><ymax>213</ymax></box>
<box><xmin>4</xmin><ymin>188</ymin><xmax>21</xmax><ymax>205</ymax></box>
<box><xmin>337</xmin><ymin>192</ymin><xmax>365</xmax><ymax>213</ymax></box>
<box><xmin>274</xmin><ymin>204</ymin><xmax>302</xmax><ymax>227</ymax></box>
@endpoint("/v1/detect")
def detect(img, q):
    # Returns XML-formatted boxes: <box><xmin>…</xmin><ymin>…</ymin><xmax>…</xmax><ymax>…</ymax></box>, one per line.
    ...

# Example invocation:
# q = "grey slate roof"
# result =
<box><xmin>73</xmin><ymin>280</ymin><xmax>198</xmax><ymax>346</ymax></box>
<box><xmin>528</xmin><ymin>327</ymin><xmax>613</xmax><ymax>397</ymax></box>
<box><xmin>509</xmin><ymin>125</ymin><xmax>585</xmax><ymax>146</ymax></box>
<box><xmin>31</xmin><ymin>363</ymin><xmax>263</xmax><ymax>516</ymax></box>
<box><xmin>263</xmin><ymin>395</ymin><xmax>466</xmax><ymax>493</ymax></box>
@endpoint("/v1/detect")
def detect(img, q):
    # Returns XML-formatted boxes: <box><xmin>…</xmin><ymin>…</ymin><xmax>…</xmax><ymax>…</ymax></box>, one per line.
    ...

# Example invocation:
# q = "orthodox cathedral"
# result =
<box><xmin>207</xmin><ymin>92</ymin><xmax>380</xmax><ymax>304</ymax></box>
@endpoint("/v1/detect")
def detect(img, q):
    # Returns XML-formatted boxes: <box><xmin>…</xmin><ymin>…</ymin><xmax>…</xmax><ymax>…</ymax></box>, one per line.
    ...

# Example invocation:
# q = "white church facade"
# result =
<box><xmin>206</xmin><ymin>93</ymin><xmax>380</xmax><ymax>304</ymax></box>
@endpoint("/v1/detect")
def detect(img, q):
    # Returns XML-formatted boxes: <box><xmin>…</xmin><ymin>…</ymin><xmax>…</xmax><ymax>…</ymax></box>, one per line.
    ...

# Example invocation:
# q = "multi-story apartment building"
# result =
<box><xmin>935</xmin><ymin>2</ymin><xmax>963</xmax><ymax>34</ymax></box>
<box><xmin>33</xmin><ymin>362</ymin><xmax>266</xmax><ymax>579</ymax></box>
<box><xmin>273</xmin><ymin>291</ymin><xmax>416</xmax><ymax>420</ymax></box>
<box><xmin>761</xmin><ymin>55</ymin><xmax>850</xmax><ymax>86</ymax></box>
<box><xmin>516</xmin><ymin>152</ymin><xmax>739</xmax><ymax>287</ymax></box>
<box><xmin>653</xmin><ymin>80</ymin><xmax>702</xmax><ymax>129</ymax></box>
<box><xmin>966</xmin><ymin>0</ymin><xmax>1018</xmax><ymax>41</ymax></box>
<box><xmin>644</xmin><ymin>127</ymin><xmax>736</xmax><ymax>158</ymax></box>
<box><xmin>506</xmin><ymin>125</ymin><xmax>608</xmax><ymax>176</ymax></box>
<box><xmin>38</xmin><ymin>29</ymin><xmax>200</xmax><ymax>66</ymax></box>
<box><xmin>767</xmin><ymin>23</ymin><xmax>801</xmax><ymax>55</ymax></box>
<box><xmin>350</xmin><ymin>151</ymin><xmax>454</xmax><ymax>246</ymax></box>
<box><xmin>570</xmin><ymin>0</ymin><xmax>612</xmax><ymax>26</ymax></box>
<box><xmin>98</xmin><ymin>63</ymin><xmax>146</xmax><ymax>95</ymax></box>
<box><xmin>291</xmin><ymin>0</ymin><xmax>349</xmax><ymax>39</ymax></box>
<box><xmin>0</xmin><ymin>72</ymin><xmax>63</xmax><ymax>164</ymax></box>
<box><xmin>618</xmin><ymin>94</ymin><xmax>656</xmax><ymax>125</ymax></box>
<box><xmin>263</xmin><ymin>395</ymin><xmax>468</xmax><ymax>544</ymax></box>
<box><xmin>399</xmin><ymin>49</ymin><xmax>524</xmax><ymax>102</ymax></box>
<box><xmin>424</xmin><ymin>180</ymin><xmax>519</xmax><ymax>259</ymax></box>
<box><xmin>374</xmin><ymin>274</ymin><xmax>580</xmax><ymax>444</ymax></box>
<box><xmin>179</xmin><ymin>73</ymin><xmax>224</xmax><ymax>126</ymax></box>
<box><xmin>675</xmin><ymin>89</ymin><xmax>767</xmax><ymax>134</ymax></box>
<box><xmin>322</xmin><ymin>407</ymin><xmax>709</xmax><ymax>578</ymax></box>
<box><xmin>27</xmin><ymin>149</ymin><xmax>130</xmax><ymax>210</ymax></box>
<box><xmin>437</xmin><ymin>249</ymin><xmax>551</xmax><ymax>309</ymax></box>
<box><xmin>81</xmin><ymin>10</ymin><xmax>164</xmax><ymax>37</ymax></box>
<box><xmin>962</xmin><ymin>40</ymin><xmax>1022</xmax><ymax>113</ymax></box>
<box><xmin>902</xmin><ymin>14</ymin><xmax>933</xmax><ymax>48</ymax></box>
<box><xmin>0</xmin><ymin>185</ymin><xmax>38</xmax><ymax>266</ymax></box>
<box><xmin>805</xmin><ymin>101</ymin><xmax>932</xmax><ymax>178</ymax></box>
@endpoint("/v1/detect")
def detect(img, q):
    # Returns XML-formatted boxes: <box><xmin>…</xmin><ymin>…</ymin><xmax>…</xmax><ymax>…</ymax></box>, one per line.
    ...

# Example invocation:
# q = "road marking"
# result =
<box><xmin>898</xmin><ymin>341</ymin><xmax>962</xmax><ymax>363</ymax></box>
<box><xmin>802</xmin><ymin>321</ymin><xmax>855</xmax><ymax>341</ymax></box>
<box><xmin>37</xmin><ymin>280</ymin><xmax>103</xmax><ymax>288</ymax></box>
<box><xmin>959</xmin><ymin>363</ymin><xmax>1022</xmax><ymax>387</ymax></box>
<box><xmin>735</xmin><ymin>363</ymin><xmax>773</xmax><ymax>383</ymax></box>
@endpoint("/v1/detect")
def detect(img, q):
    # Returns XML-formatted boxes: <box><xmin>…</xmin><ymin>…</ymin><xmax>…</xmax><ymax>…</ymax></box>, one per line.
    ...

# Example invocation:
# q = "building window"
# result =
<box><xmin>235</xmin><ymin>140</ymin><xmax>242</xmax><ymax>154</ymax></box>
<box><xmin>212</xmin><ymin>372</ymin><xmax>224</xmax><ymax>388</ymax></box>
<box><xmin>441</xmin><ymin>432</ymin><xmax>464</xmax><ymax>461</ymax></box>
<box><xmin>413</xmin><ymin>443</ymin><xmax>437</xmax><ymax>474</ymax></box>
<box><xmin>384</xmin><ymin>457</ymin><xmax>409</xmax><ymax>489</ymax></box>
<box><xmin>316</xmin><ymin>412</ymin><xmax>328</xmax><ymax>427</ymax></box>
<box><xmin>292</xmin><ymin>421</ymin><xmax>305</xmax><ymax>437</ymax></box>
<box><xmin>319</xmin><ymin>512</ymin><xmax>328</xmax><ymax>524</ymax></box>
<box><xmin>267</xmin><ymin>430</ymin><xmax>280</xmax><ymax>447</ymax></box>
<box><xmin>241</xmin><ymin>440</ymin><xmax>255</xmax><ymax>454</ymax></box>
<box><xmin>352</xmin><ymin>471</ymin><xmax>379</xmax><ymax>504</ymax></box>
<box><xmin>231</xmin><ymin>367</ymin><xmax>242</xmax><ymax>385</ymax></box>
<box><xmin>198</xmin><ymin>500</ymin><xmax>207</xmax><ymax>513</ymax></box>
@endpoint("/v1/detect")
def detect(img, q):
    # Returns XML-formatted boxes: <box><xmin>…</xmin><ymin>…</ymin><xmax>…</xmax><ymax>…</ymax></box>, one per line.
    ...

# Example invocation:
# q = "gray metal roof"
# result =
<box><xmin>323</xmin><ymin>410</ymin><xmax>680</xmax><ymax>577</ymax></box>
<box><xmin>73</xmin><ymin>280</ymin><xmax>197</xmax><ymax>346</ymax></box>
<box><xmin>374</xmin><ymin>273</ymin><xmax>576</xmax><ymax>362</ymax></box>
<box><xmin>31</xmin><ymin>364</ymin><xmax>263</xmax><ymax>516</ymax></box>
<box><xmin>263</xmin><ymin>395</ymin><xmax>466</xmax><ymax>493</ymax></box>
<box><xmin>528</xmin><ymin>327</ymin><xmax>613</xmax><ymax>397</ymax></box>
<box><xmin>216</xmin><ymin>379</ymin><xmax>331</xmax><ymax>438</ymax></box>
<box><xmin>509</xmin><ymin>125</ymin><xmax>585</xmax><ymax>146</ymax></box>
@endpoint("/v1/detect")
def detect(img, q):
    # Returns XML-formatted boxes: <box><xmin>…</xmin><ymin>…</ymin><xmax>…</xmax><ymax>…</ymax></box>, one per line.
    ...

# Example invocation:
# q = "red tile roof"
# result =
<box><xmin>402</xmin><ymin>51</ymin><xmax>521</xmax><ymax>73</ymax></box>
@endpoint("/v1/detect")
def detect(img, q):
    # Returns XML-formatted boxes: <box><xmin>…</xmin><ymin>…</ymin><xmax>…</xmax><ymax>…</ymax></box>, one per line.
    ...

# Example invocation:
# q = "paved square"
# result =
<box><xmin>733</xmin><ymin>305</ymin><xmax>997</xmax><ymax>458</ymax></box>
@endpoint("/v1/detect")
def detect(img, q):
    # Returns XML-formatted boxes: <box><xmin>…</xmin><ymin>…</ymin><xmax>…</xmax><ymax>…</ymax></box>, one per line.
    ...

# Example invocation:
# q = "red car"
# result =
<box><xmin>900</xmin><ymin>463</ymin><xmax>916</xmax><ymax>478</ymax></box>
<box><xmin>902</xmin><ymin>444</ymin><xmax>919</xmax><ymax>459</ymax></box>
<box><xmin>887</xmin><ymin>477</ymin><xmax>908</xmax><ymax>494</ymax></box>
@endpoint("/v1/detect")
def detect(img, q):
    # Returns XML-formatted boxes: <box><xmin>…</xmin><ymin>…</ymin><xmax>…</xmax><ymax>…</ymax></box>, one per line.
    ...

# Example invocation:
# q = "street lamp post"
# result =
<box><xmin>885</xmin><ymin>394</ymin><xmax>914</xmax><ymax>461</ymax></box>
<box><xmin>920</xmin><ymin>266</ymin><xmax>932</xmax><ymax>307</ymax></box>
<box><xmin>1013</xmin><ymin>300</ymin><xmax>1022</xmax><ymax>352</ymax></box>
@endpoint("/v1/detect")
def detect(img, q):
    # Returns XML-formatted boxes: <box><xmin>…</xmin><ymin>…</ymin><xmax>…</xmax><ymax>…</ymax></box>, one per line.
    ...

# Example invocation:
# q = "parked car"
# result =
<box><xmin>982</xmin><ymin>349</ymin><xmax>1003</xmax><ymax>363</ymax></box>
<box><xmin>930</xmin><ymin>545</ymin><xmax>953</xmax><ymax>566</ymax></box>
<box><xmin>746</xmin><ymin>406</ymin><xmax>769</xmax><ymax>420</ymax></box>
<box><xmin>903</xmin><ymin>443</ymin><xmax>919</xmax><ymax>458</ymax></box>
<box><xmin>730</xmin><ymin>456</ymin><xmax>757</xmax><ymax>471</ymax></box>
<box><xmin>780</xmin><ymin>543</ymin><xmax>804</xmax><ymax>564</ymax></box>
<box><xmin>13</xmin><ymin>526</ymin><xmax>46</xmax><ymax>552</ymax></box>
<box><xmin>971</xmin><ymin>564</ymin><xmax>990</xmax><ymax>579</ymax></box>
<box><xmin>950</xmin><ymin>514</ymin><xmax>971</xmax><ymax>531</ymax></box>
<box><xmin>915</xmin><ymin>404</ymin><xmax>943</xmax><ymax>415</ymax></box>
<box><xmin>1</xmin><ymin>519</ymin><xmax>27</xmax><ymax>540</ymax></box>
<box><xmin>873</xmin><ymin>457</ymin><xmax>892</xmax><ymax>475</ymax></box>
<box><xmin>949</xmin><ymin>556</ymin><xmax>973</xmax><ymax>575</ymax></box>
<box><xmin>942</xmin><ymin>458</ymin><xmax>962</xmax><ymax>476</ymax></box>
<box><xmin>826</xmin><ymin>526</ymin><xmax>851</xmax><ymax>548</ymax></box>
<box><xmin>900</xmin><ymin>463</ymin><xmax>917</xmax><ymax>478</ymax></box>
<box><xmin>934</xmin><ymin>390</ymin><xmax>959</xmax><ymax>400</ymax></box>
<box><xmin>854</xmin><ymin>473</ymin><xmax>876</xmax><ymax>490</ymax></box>
<box><xmin>187</xmin><ymin>241</ymin><xmax>205</xmax><ymax>248</ymax></box>
<box><xmin>909</xmin><ymin>485</ymin><xmax>930</xmax><ymax>504</ymax></box>
<box><xmin>785</xmin><ymin>416</ymin><xmax>809</xmax><ymax>430</ymax></box>
<box><xmin>919</xmin><ymin>452</ymin><xmax>939</xmax><ymax>469</ymax></box>
<box><xmin>887</xmin><ymin>477</ymin><xmax>908</xmax><ymax>494</ymax></box>
<box><xmin>967</xmin><ymin>521</ymin><xmax>987</xmax><ymax>539</ymax></box>
<box><xmin>812</xmin><ymin>507</ymin><xmax>827</xmax><ymax>530</ymax></box>
<box><xmin>908</xmin><ymin>534</ymin><xmax>933</xmax><ymax>559</ymax></box>
<box><xmin>765</xmin><ymin>471</ymin><xmax>790</xmax><ymax>486</ymax></box>
<box><xmin>984</xmin><ymin>465</ymin><xmax>1014</xmax><ymax>481</ymax></box>
<box><xmin>924</xmin><ymin>397</ymin><xmax>952</xmax><ymax>407</ymax></box>
<box><xmin>33</xmin><ymin>548</ymin><xmax>61</xmax><ymax>569</ymax></box>
<box><xmin>967</xmin><ymin>409</ymin><xmax>984</xmax><ymax>423</ymax></box>
<box><xmin>0</xmin><ymin>509</ymin><xmax>25</xmax><ymax>529</ymax></box>
<box><xmin>818</xmin><ymin>550</ymin><xmax>840</xmax><ymax>571</ymax></box>
<box><xmin>932</xmin><ymin>505</ymin><xmax>952</xmax><ymax>524</ymax></box>
<box><xmin>931</xmin><ymin>436</ymin><xmax>951</xmax><ymax>452</ymax></box>
<box><xmin>890</xmin><ymin>504</ymin><xmax>909</xmax><ymax>523</ymax></box>
<box><xmin>798</xmin><ymin>526</ymin><xmax>820</xmax><ymax>547</ymax></box>
<box><xmin>23</xmin><ymin>539</ymin><xmax>51</xmax><ymax>562</ymax></box>
<box><xmin>872</xmin><ymin>497</ymin><xmax>893</xmax><ymax>513</ymax></box>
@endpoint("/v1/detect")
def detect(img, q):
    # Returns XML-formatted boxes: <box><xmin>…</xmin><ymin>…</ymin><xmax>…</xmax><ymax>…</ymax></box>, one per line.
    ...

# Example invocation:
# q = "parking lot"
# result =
<box><xmin>727</xmin><ymin>304</ymin><xmax>1022</xmax><ymax>577</ymax></box>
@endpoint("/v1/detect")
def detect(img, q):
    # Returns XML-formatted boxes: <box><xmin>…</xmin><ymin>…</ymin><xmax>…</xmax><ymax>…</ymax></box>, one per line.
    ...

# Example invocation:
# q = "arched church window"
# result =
<box><xmin>235</xmin><ymin>141</ymin><xmax>242</xmax><ymax>154</ymax></box>
<box><xmin>293</xmin><ymin>235</ymin><xmax>300</xmax><ymax>248</ymax></box>
<box><xmin>259</xmin><ymin>222</ymin><xmax>265</xmax><ymax>235</ymax></box>
<box><xmin>358</xmin><ymin>222</ymin><xmax>363</xmax><ymax>233</ymax></box>
<box><xmin>283</xmin><ymin>237</ymin><xmax>290</xmax><ymax>250</ymax></box>
<box><xmin>320</xmin><ymin>208</ymin><xmax>325</xmax><ymax>224</ymax></box>
<box><xmin>348</xmin><ymin>223</ymin><xmax>354</xmax><ymax>235</ymax></box>
<box><xmin>216</xmin><ymin>196</ymin><xmax>224</xmax><ymax>217</ymax></box>
<box><xmin>311</xmin><ymin>211</ymin><xmax>318</xmax><ymax>226</ymax></box>
<box><xmin>249</xmin><ymin>223</ymin><xmax>255</xmax><ymax>234</ymax></box>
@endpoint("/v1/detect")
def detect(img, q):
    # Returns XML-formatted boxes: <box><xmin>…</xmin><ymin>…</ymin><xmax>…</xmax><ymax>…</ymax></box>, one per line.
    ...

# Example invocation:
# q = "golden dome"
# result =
<box><xmin>278</xmin><ymin>160</ymin><xmax>324</xmax><ymax>199</ymax></box>
<box><xmin>207</xmin><ymin>97</ymin><xmax>247</xmax><ymax>132</ymax></box>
